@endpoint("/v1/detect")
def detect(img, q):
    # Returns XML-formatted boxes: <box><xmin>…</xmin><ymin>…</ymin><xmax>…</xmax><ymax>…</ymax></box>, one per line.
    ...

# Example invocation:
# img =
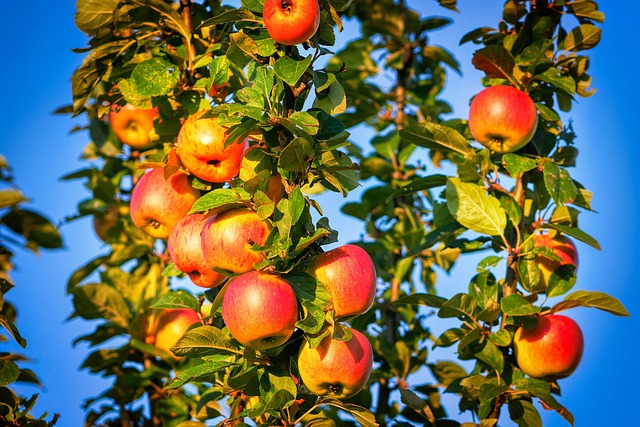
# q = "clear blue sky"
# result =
<box><xmin>0</xmin><ymin>1</ymin><xmax>638</xmax><ymax>426</ymax></box>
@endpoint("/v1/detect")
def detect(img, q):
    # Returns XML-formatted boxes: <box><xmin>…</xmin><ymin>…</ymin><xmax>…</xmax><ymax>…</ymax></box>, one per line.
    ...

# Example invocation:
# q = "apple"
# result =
<box><xmin>168</xmin><ymin>213</ymin><xmax>226</xmax><ymax>288</ymax></box>
<box><xmin>533</xmin><ymin>233</ymin><xmax>579</xmax><ymax>291</ymax></box>
<box><xmin>222</xmin><ymin>271</ymin><xmax>298</xmax><ymax>350</ymax></box>
<box><xmin>93</xmin><ymin>205</ymin><xmax>119</xmax><ymax>242</ymax></box>
<box><xmin>513</xmin><ymin>314</ymin><xmax>584</xmax><ymax>380</ymax></box>
<box><xmin>176</xmin><ymin>110</ymin><xmax>247</xmax><ymax>183</ymax></box>
<box><xmin>109</xmin><ymin>103</ymin><xmax>159</xmax><ymax>150</ymax></box>
<box><xmin>130</xmin><ymin>168</ymin><xmax>200</xmax><ymax>239</ymax></box>
<box><xmin>468</xmin><ymin>85</ymin><xmax>538</xmax><ymax>153</ymax></box>
<box><xmin>307</xmin><ymin>244</ymin><xmax>377</xmax><ymax>319</ymax></box>
<box><xmin>297</xmin><ymin>328</ymin><xmax>373</xmax><ymax>399</ymax></box>
<box><xmin>152</xmin><ymin>308</ymin><xmax>201</xmax><ymax>356</ymax></box>
<box><xmin>201</xmin><ymin>209</ymin><xmax>271</xmax><ymax>275</ymax></box>
<box><xmin>263</xmin><ymin>0</ymin><xmax>321</xmax><ymax>46</ymax></box>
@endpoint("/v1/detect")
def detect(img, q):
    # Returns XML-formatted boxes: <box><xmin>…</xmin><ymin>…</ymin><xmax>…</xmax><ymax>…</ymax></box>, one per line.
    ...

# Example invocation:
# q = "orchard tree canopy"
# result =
<box><xmin>14</xmin><ymin>0</ymin><xmax>627</xmax><ymax>426</ymax></box>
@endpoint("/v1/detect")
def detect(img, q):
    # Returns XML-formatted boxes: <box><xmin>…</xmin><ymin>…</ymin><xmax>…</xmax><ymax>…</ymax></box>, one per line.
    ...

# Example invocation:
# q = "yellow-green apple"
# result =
<box><xmin>222</xmin><ymin>271</ymin><xmax>298</xmax><ymax>350</ymax></box>
<box><xmin>200</xmin><ymin>209</ymin><xmax>271</xmax><ymax>274</ymax></box>
<box><xmin>298</xmin><ymin>328</ymin><xmax>373</xmax><ymax>399</ymax></box>
<box><xmin>533</xmin><ymin>233</ymin><xmax>579</xmax><ymax>291</ymax></box>
<box><xmin>152</xmin><ymin>308</ymin><xmax>201</xmax><ymax>355</ymax></box>
<box><xmin>93</xmin><ymin>205</ymin><xmax>119</xmax><ymax>242</ymax></box>
<box><xmin>307</xmin><ymin>244</ymin><xmax>377</xmax><ymax>319</ymax></box>
<box><xmin>263</xmin><ymin>0</ymin><xmax>321</xmax><ymax>46</ymax></box>
<box><xmin>168</xmin><ymin>213</ymin><xmax>226</xmax><ymax>288</ymax></box>
<box><xmin>109</xmin><ymin>103</ymin><xmax>159</xmax><ymax>150</ymax></box>
<box><xmin>513</xmin><ymin>314</ymin><xmax>584</xmax><ymax>380</ymax></box>
<box><xmin>176</xmin><ymin>110</ymin><xmax>247</xmax><ymax>183</ymax></box>
<box><xmin>129</xmin><ymin>168</ymin><xmax>199</xmax><ymax>239</ymax></box>
<box><xmin>265</xmin><ymin>174</ymin><xmax>284</xmax><ymax>205</ymax></box>
<box><xmin>468</xmin><ymin>85</ymin><xmax>538</xmax><ymax>153</ymax></box>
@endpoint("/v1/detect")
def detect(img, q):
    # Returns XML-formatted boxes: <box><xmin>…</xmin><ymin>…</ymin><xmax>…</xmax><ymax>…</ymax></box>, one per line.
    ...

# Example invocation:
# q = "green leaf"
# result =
<box><xmin>389</xmin><ymin>174</ymin><xmax>448</xmax><ymax>197</ymax></box>
<box><xmin>198</xmin><ymin>8</ymin><xmax>259</xmax><ymax>27</ymax></box>
<box><xmin>400</xmin><ymin>122</ymin><xmax>472</xmax><ymax>155</ymax></box>
<box><xmin>189</xmin><ymin>188</ymin><xmax>252</xmax><ymax>214</ymax></box>
<box><xmin>543</xmin><ymin>223</ymin><xmax>600</xmax><ymax>250</ymax></box>
<box><xmin>151</xmin><ymin>290</ymin><xmax>200</xmax><ymax>312</ymax></box>
<box><xmin>471</xmin><ymin>45</ymin><xmax>515</xmax><ymax>80</ymax></box>
<box><xmin>543</xmin><ymin>162</ymin><xmax>578</xmax><ymax>206</ymax></box>
<box><xmin>518</xmin><ymin>257</ymin><xmax>541</xmax><ymax>292</ymax></box>
<box><xmin>286</xmin><ymin>112</ymin><xmax>320</xmax><ymax>136</ymax></box>
<box><xmin>501</xmin><ymin>294</ymin><xmax>541</xmax><ymax>316</ymax></box>
<box><xmin>563</xmin><ymin>24</ymin><xmax>602</xmax><ymax>51</ymax></box>
<box><xmin>0</xmin><ymin>360</ymin><xmax>20</xmax><ymax>386</ymax></box>
<box><xmin>393</xmin><ymin>293</ymin><xmax>447</xmax><ymax>308</ymax></box>
<box><xmin>567</xmin><ymin>2</ymin><xmax>605</xmax><ymax>23</ymax></box>
<box><xmin>433</xmin><ymin>328</ymin><xmax>466</xmax><ymax>348</ymax></box>
<box><xmin>536</xmin><ymin>68</ymin><xmax>577</xmax><ymax>95</ymax></box>
<box><xmin>489</xmin><ymin>329</ymin><xmax>512</xmax><ymax>347</ymax></box>
<box><xmin>438</xmin><ymin>293</ymin><xmax>478</xmax><ymax>321</ymax></box>
<box><xmin>399</xmin><ymin>388</ymin><xmax>436</xmax><ymax>423</ymax></box>
<box><xmin>0</xmin><ymin>189</ymin><xmax>27</xmax><ymax>209</ymax></box>
<box><xmin>274</xmin><ymin>55</ymin><xmax>313</xmax><ymax>86</ymax></box>
<box><xmin>72</xmin><ymin>283</ymin><xmax>130</xmax><ymax>327</ymax></box>
<box><xmin>129</xmin><ymin>57</ymin><xmax>181</xmax><ymax>98</ymax></box>
<box><xmin>279</xmin><ymin>137</ymin><xmax>313</xmax><ymax>173</ymax></box>
<box><xmin>550</xmin><ymin>290</ymin><xmax>630</xmax><ymax>317</ymax></box>
<box><xmin>0</xmin><ymin>316</ymin><xmax>26</xmax><ymax>348</ymax></box>
<box><xmin>171</xmin><ymin>325</ymin><xmax>241</xmax><ymax>357</ymax></box>
<box><xmin>2</xmin><ymin>208</ymin><xmax>63</xmax><ymax>249</ymax></box>
<box><xmin>313</xmin><ymin>81</ymin><xmax>347</xmax><ymax>115</ymax></box>
<box><xmin>508</xmin><ymin>399</ymin><xmax>542</xmax><ymax>427</ymax></box>
<box><xmin>75</xmin><ymin>0</ymin><xmax>119</xmax><ymax>35</ymax></box>
<box><xmin>475</xmin><ymin>339</ymin><xmax>504</xmax><ymax>373</ymax></box>
<box><xmin>428</xmin><ymin>361</ymin><xmax>468</xmax><ymax>386</ymax></box>
<box><xmin>321</xmin><ymin>399</ymin><xmax>377</xmax><ymax>427</ymax></box>
<box><xmin>502</xmin><ymin>154</ymin><xmax>537</xmax><ymax>176</ymax></box>
<box><xmin>499</xmin><ymin>195</ymin><xmax>522</xmax><ymax>227</ymax></box>
<box><xmin>446</xmin><ymin>178</ymin><xmax>507</xmax><ymax>237</ymax></box>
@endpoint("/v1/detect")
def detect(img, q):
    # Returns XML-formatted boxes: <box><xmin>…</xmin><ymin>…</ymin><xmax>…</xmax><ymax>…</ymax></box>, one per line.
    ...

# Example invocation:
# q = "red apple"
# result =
<box><xmin>109</xmin><ymin>103</ymin><xmax>159</xmax><ymax>150</ymax></box>
<box><xmin>513</xmin><ymin>314</ymin><xmax>584</xmax><ymax>380</ymax></box>
<box><xmin>297</xmin><ymin>328</ymin><xmax>373</xmax><ymax>399</ymax></box>
<box><xmin>222</xmin><ymin>271</ymin><xmax>298</xmax><ymax>350</ymax></box>
<box><xmin>168</xmin><ymin>213</ymin><xmax>226</xmax><ymax>288</ymax></box>
<box><xmin>129</xmin><ymin>168</ymin><xmax>200</xmax><ymax>239</ymax></box>
<box><xmin>533</xmin><ymin>233</ymin><xmax>579</xmax><ymax>291</ymax></box>
<box><xmin>263</xmin><ymin>0</ymin><xmax>321</xmax><ymax>46</ymax></box>
<box><xmin>152</xmin><ymin>308</ymin><xmax>201</xmax><ymax>356</ymax></box>
<box><xmin>468</xmin><ymin>85</ymin><xmax>538</xmax><ymax>153</ymax></box>
<box><xmin>176</xmin><ymin>110</ymin><xmax>247</xmax><ymax>183</ymax></box>
<box><xmin>201</xmin><ymin>209</ymin><xmax>271</xmax><ymax>275</ymax></box>
<box><xmin>307</xmin><ymin>244</ymin><xmax>377</xmax><ymax>319</ymax></box>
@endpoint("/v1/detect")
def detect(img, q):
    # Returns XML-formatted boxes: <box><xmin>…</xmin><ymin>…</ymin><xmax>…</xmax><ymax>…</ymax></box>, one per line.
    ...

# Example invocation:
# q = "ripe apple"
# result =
<box><xmin>307</xmin><ymin>244</ymin><xmax>377</xmax><ymax>319</ymax></box>
<box><xmin>263</xmin><ymin>0</ymin><xmax>321</xmax><ymax>46</ymax></box>
<box><xmin>513</xmin><ymin>314</ymin><xmax>584</xmax><ymax>380</ymax></box>
<box><xmin>222</xmin><ymin>271</ymin><xmax>298</xmax><ymax>350</ymax></box>
<box><xmin>109</xmin><ymin>103</ymin><xmax>159</xmax><ymax>150</ymax></box>
<box><xmin>168</xmin><ymin>213</ymin><xmax>226</xmax><ymax>288</ymax></box>
<box><xmin>533</xmin><ymin>233</ymin><xmax>579</xmax><ymax>291</ymax></box>
<box><xmin>129</xmin><ymin>168</ymin><xmax>200</xmax><ymax>239</ymax></box>
<box><xmin>176</xmin><ymin>110</ymin><xmax>247</xmax><ymax>183</ymax></box>
<box><xmin>200</xmin><ymin>209</ymin><xmax>271</xmax><ymax>275</ymax></box>
<box><xmin>297</xmin><ymin>328</ymin><xmax>373</xmax><ymax>399</ymax></box>
<box><xmin>468</xmin><ymin>85</ymin><xmax>538</xmax><ymax>153</ymax></box>
<box><xmin>93</xmin><ymin>205</ymin><xmax>119</xmax><ymax>242</ymax></box>
<box><xmin>152</xmin><ymin>308</ymin><xmax>201</xmax><ymax>356</ymax></box>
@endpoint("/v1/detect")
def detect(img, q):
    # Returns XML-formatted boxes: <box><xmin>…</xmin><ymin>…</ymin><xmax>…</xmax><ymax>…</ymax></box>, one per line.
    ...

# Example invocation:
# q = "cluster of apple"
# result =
<box><xmin>468</xmin><ymin>85</ymin><xmax>584</xmax><ymax>380</ymax></box>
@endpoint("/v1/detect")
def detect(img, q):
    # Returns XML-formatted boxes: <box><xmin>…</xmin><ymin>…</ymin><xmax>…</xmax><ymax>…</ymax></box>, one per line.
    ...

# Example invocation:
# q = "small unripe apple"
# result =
<box><xmin>176</xmin><ymin>110</ymin><xmax>247</xmax><ymax>183</ymax></box>
<box><xmin>153</xmin><ymin>308</ymin><xmax>201</xmax><ymax>356</ymax></box>
<box><xmin>533</xmin><ymin>233</ymin><xmax>579</xmax><ymax>292</ymax></box>
<box><xmin>263</xmin><ymin>0</ymin><xmax>321</xmax><ymax>46</ymax></box>
<box><xmin>308</xmin><ymin>244</ymin><xmax>377</xmax><ymax>319</ymax></box>
<box><xmin>168</xmin><ymin>213</ymin><xmax>226</xmax><ymax>288</ymax></box>
<box><xmin>468</xmin><ymin>85</ymin><xmax>538</xmax><ymax>153</ymax></box>
<box><xmin>201</xmin><ymin>209</ymin><xmax>271</xmax><ymax>275</ymax></box>
<box><xmin>298</xmin><ymin>328</ymin><xmax>373</xmax><ymax>399</ymax></box>
<box><xmin>513</xmin><ymin>314</ymin><xmax>584</xmax><ymax>380</ymax></box>
<box><xmin>129</xmin><ymin>168</ymin><xmax>199</xmax><ymax>239</ymax></box>
<box><xmin>222</xmin><ymin>271</ymin><xmax>298</xmax><ymax>350</ymax></box>
<box><xmin>109</xmin><ymin>103</ymin><xmax>159</xmax><ymax>150</ymax></box>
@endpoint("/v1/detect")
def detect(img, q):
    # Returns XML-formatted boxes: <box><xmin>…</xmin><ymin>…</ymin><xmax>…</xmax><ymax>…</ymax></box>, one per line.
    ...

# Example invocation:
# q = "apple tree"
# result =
<box><xmin>0</xmin><ymin>154</ymin><xmax>63</xmax><ymax>425</ymax></box>
<box><xmin>64</xmin><ymin>0</ymin><xmax>628</xmax><ymax>426</ymax></box>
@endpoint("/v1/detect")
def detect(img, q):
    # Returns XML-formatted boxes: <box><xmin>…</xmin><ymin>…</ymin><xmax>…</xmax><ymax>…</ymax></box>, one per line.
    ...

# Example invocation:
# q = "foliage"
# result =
<box><xmin>0</xmin><ymin>154</ymin><xmax>62</xmax><ymax>425</ymax></box>
<box><xmin>65</xmin><ymin>0</ymin><xmax>627</xmax><ymax>426</ymax></box>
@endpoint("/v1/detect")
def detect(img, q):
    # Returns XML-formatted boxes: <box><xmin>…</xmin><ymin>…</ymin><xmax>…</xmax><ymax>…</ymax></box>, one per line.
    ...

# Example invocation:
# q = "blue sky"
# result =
<box><xmin>0</xmin><ymin>1</ymin><xmax>638</xmax><ymax>426</ymax></box>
